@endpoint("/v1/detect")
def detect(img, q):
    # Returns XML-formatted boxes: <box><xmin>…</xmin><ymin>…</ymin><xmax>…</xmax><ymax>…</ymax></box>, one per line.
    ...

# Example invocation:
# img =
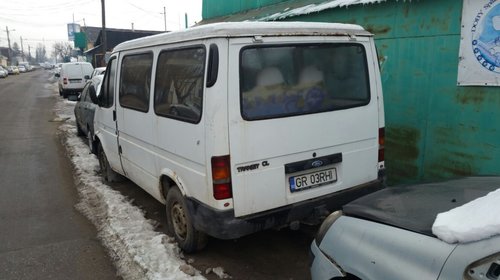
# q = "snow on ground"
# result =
<box><xmin>259</xmin><ymin>0</ymin><xmax>387</xmax><ymax>21</ymax></box>
<box><xmin>50</xmin><ymin>82</ymin><xmax>214</xmax><ymax>280</ymax></box>
<box><xmin>432</xmin><ymin>188</ymin><xmax>500</xmax><ymax>244</ymax></box>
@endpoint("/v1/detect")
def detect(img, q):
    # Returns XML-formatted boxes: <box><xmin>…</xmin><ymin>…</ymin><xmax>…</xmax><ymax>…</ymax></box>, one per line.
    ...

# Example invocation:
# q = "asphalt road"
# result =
<box><xmin>0</xmin><ymin>70</ymin><xmax>118</xmax><ymax>279</ymax></box>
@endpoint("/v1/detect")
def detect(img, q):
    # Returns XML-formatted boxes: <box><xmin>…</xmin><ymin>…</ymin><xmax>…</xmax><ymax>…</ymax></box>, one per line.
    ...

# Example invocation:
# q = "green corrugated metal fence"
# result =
<box><xmin>202</xmin><ymin>0</ymin><xmax>500</xmax><ymax>185</ymax></box>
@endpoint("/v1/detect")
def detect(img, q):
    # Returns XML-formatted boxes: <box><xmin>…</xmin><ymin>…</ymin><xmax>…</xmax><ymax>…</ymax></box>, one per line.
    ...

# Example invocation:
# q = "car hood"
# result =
<box><xmin>343</xmin><ymin>176</ymin><xmax>500</xmax><ymax>237</ymax></box>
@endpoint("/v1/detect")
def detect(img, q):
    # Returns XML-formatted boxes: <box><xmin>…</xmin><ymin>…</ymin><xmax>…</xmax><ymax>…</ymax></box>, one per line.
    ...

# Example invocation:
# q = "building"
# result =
<box><xmin>82</xmin><ymin>27</ymin><xmax>163</xmax><ymax>67</ymax></box>
<box><xmin>0</xmin><ymin>48</ymin><xmax>9</xmax><ymax>66</ymax></box>
<box><xmin>201</xmin><ymin>0</ymin><xmax>500</xmax><ymax>184</ymax></box>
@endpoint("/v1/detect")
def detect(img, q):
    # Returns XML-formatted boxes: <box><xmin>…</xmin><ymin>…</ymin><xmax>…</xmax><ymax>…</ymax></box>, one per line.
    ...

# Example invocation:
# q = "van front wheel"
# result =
<box><xmin>97</xmin><ymin>143</ymin><xmax>121</xmax><ymax>182</ymax></box>
<box><xmin>166</xmin><ymin>187</ymin><xmax>207</xmax><ymax>253</ymax></box>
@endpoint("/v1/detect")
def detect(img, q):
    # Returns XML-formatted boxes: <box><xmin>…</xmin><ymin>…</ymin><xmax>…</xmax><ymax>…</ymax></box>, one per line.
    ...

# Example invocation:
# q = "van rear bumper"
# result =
<box><xmin>185</xmin><ymin>179</ymin><xmax>384</xmax><ymax>240</ymax></box>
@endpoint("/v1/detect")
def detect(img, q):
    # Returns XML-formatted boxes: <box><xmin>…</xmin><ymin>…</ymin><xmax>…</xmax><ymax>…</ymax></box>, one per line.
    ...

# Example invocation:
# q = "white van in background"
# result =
<box><xmin>88</xmin><ymin>22</ymin><xmax>385</xmax><ymax>252</ymax></box>
<box><xmin>56</xmin><ymin>62</ymin><xmax>94</xmax><ymax>98</ymax></box>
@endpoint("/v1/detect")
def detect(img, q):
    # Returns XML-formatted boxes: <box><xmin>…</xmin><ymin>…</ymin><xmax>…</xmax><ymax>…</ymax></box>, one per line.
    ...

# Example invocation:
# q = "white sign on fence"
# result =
<box><xmin>457</xmin><ymin>0</ymin><xmax>500</xmax><ymax>86</ymax></box>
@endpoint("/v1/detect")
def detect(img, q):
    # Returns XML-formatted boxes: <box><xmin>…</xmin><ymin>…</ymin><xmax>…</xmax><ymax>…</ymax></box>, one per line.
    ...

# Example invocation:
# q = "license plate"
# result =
<box><xmin>69</xmin><ymin>80</ymin><xmax>81</xmax><ymax>83</ymax></box>
<box><xmin>289</xmin><ymin>168</ymin><xmax>337</xmax><ymax>192</ymax></box>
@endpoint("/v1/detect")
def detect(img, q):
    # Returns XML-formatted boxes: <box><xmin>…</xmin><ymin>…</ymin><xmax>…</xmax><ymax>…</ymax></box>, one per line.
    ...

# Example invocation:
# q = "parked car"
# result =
<box><xmin>18</xmin><ymin>65</ymin><xmax>27</xmax><ymax>73</ymax></box>
<box><xmin>0</xmin><ymin>66</ymin><xmax>9</xmax><ymax>77</ymax></box>
<box><xmin>18</xmin><ymin>62</ymin><xmax>31</xmax><ymax>72</ymax></box>
<box><xmin>7</xmin><ymin>66</ymin><xmax>19</xmax><ymax>75</ymax></box>
<box><xmin>90</xmin><ymin>66</ymin><xmax>106</xmax><ymax>78</ymax></box>
<box><xmin>0</xmin><ymin>67</ymin><xmax>7</xmax><ymax>78</ymax></box>
<box><xmin>74</xmin><ymin>75</ymin><xmax>103</xmax><ymax>153</ymax></box>
<box><xmin>88</xmin><ymin>22</ymin><xmax>386</xmax><ymax>253</ymax></box>
<box><xmin>310</xmin><ymin>176</ymin><xmax>500</xmax><ymax>280</ymax></box>
<box><xmin>55</xmin><ymin>62</ymin><xmax>94</xmax><ymax>98</ymax></box>
<box><xmin>54</xmin><ymin>63</ymin><xmax>62</xmax><ymax>75</ymax></box>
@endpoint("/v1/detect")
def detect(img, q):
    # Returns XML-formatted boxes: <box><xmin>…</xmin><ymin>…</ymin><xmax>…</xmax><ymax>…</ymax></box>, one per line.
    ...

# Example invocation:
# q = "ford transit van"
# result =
<box><xmin>89</xmin><ymin>22</ymin><xmax>385</xmax><ymax>252</ymax></box>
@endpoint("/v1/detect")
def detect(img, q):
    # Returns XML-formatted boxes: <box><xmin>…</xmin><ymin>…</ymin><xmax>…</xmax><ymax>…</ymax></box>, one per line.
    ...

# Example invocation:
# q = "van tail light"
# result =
<box><xmin>378</xmin><ymin>127</ymin><xmax>385</xmax><ymax>162</ymax></box>
<box><xmin>211</xmin><ymin>155</ymin><xmax>232</xmax><ymax>200</ymax></box>
<box><xmin>63</xmin><ymin>77</ymin><xmax>68</xmax><ymax>85</ymax></box>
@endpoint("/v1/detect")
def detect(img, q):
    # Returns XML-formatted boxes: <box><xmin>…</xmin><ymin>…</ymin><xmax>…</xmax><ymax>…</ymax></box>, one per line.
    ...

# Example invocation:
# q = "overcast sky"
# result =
<box><xmin>0</xmin><ymin>0</ymin><xmax>202</xmax><ymax>55</ymax></box>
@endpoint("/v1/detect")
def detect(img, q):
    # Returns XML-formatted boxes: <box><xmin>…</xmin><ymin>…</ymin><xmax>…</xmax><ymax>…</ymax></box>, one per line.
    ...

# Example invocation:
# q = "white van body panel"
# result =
<box><xmin>227</xmin><ymin>36</ymin><xmax>379</xmax><ymax>217</ymax></box>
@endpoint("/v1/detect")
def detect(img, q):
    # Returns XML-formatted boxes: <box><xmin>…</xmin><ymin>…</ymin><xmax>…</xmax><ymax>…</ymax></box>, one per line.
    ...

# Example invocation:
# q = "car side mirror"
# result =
<box><xmin>54</xmin><ymin>73</ymin><xmax>60</xmax><ymax>78</ymax></box>
<box><xmin>89</xmin><ymin>85</ymin><xmax>99</xmax><ymax>104</ymax></box>
<box><xmin>84</xmin><ymin>75</ymin><xmax>90</xmax><ymax>80</ymax></box>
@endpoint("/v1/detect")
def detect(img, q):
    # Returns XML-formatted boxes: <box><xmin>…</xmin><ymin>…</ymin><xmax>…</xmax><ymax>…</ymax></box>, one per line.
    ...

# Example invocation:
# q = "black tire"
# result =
<box><xmin>166</xmin><ymin>187</ymin><xmax>207</xmax><ymax>253</ymax></box>
<box><xmin>76</xmin><ymin>122</ymin><xmax>85</xmax><ymax>136</ymax></box>
<box><xmin>62</xmin><ymin>90</ymin><xmax>68</xmax><ymax>98</ymax></box>
<box><xmin>87</xmin><ymin>129</ymin><xmax>94</xmax><ymax>154</ymax></box>
<box><xmin>97</xmin><ymin>143</ymin><xmax>121</xmax><ymax>182</ymax></box>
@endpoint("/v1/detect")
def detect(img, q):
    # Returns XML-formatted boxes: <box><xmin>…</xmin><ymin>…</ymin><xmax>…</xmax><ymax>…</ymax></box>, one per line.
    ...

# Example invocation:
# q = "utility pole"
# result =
<box><xmin>20</xmin><ymin>36</ymin><xmax>25</xmax><ymax>62</ymax></box>
<box><xmin>101</xmin><ymin>0</ymin><xmax>107</xmax><ymax>66</ymax></box>
<box><xmin>163</xmin><ymin>7</ymin><xmax>167</xmax><ymax>32</ymax></box>
<box><xmin>28</xmin><ymin>45</ymin><xmax>31</xmax><ymax>62</ymax></box>
<box><xmin>5</xmin><ymin>26</ymin><xmax>13</xmax><ymax>65</ymax></box>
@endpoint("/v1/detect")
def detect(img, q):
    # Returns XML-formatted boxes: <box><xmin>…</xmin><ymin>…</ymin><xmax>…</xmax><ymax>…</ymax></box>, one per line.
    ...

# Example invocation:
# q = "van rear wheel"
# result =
<box><xmin>166</xmin><ymin>187</ymin><xmax>207</xmax><ymax>253</ymax></box>
<box><xmin>97</xmin><ymin>143</ymin><xmax>121</xmax><ymax>182</ymax></box>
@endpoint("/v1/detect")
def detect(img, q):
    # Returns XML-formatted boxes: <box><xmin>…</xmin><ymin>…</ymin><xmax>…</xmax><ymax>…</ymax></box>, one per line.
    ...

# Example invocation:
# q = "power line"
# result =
<box><xmin>1</xmin><ymin>0</ymin><xmax>96</xmax><ymax>12</ymax></box>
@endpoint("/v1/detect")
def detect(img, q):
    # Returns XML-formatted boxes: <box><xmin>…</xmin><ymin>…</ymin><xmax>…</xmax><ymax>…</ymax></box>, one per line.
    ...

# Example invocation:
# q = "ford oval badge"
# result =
<box><xmin>311</xmin><ymin>160</ymin><xmax>323</xmax><ymax>168</ymax></box>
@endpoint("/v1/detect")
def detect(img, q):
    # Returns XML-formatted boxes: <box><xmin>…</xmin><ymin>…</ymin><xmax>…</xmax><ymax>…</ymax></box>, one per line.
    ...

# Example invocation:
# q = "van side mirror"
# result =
<box><xmin>84</xmin><ymin>75</ymin><xmax>90</xmax><ymax>80</ymax></box>
<box><xmin>89</xmin><ymin>84</ymin><xmax>99</xmax><ymax>104</ymax></box>
<box><xmin>54</xmin><ymin>73</ymin><xmax>60</xmax><ymax>78</ymax></box>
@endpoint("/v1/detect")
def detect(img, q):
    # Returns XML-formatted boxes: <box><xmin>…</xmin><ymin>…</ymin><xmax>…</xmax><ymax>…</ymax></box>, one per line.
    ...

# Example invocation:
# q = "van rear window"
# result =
<box><xmin>240</xmin><ymin>44</ymin><xmax>370</xmax><ymax>120</ymax></box>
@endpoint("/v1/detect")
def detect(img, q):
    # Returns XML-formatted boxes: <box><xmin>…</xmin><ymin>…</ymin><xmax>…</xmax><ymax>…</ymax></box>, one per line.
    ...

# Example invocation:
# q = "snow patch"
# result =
<box><xmin>53</xmin><ymin>93</ymin><xmax>207</xmax><ymax>279</ymax></box>
<box><xmin>205</xmin><ymin>267</ymin><xmax>231</xmax><ymax>279</ymax></box>
<box><xmin>259</xmin><ymin>0</ymin><xmax>388</xmax><ymax>21</ymax></box>
<box><xmin>432</xmin><ymin>188</ymin><xmax>500</xmax><ymax>244</ymax></box>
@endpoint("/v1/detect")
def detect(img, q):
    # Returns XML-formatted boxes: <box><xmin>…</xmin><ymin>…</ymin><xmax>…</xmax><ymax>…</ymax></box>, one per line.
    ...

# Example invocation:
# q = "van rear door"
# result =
<box><xmin>227</xmin><ymin>36</ymin><xmax>381</xmax><ymax>217</ymax></box>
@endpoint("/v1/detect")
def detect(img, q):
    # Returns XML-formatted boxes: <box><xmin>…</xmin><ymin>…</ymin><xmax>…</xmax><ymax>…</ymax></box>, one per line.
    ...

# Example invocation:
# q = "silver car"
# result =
<box><xmin>311</xmin><ymin>177</ymin><xmax>500</xmax><ymax>280</ymax></box>
<box><xmin>0</xmin><ymin>67</ymin><xmax>7</xmax><ymax>78</ymax></box>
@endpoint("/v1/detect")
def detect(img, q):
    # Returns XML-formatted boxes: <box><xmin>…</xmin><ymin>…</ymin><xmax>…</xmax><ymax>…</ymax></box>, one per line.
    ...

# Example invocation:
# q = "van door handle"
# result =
<box><xmin>113</xmin><ymin>110</ymin><xmax>116</xmax><ymax>121</ymax></box>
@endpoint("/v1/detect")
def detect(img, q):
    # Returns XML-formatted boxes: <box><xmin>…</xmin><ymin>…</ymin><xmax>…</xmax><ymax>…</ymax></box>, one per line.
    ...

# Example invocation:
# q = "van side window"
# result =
<box><xmin>240</xmin><ymin>44</ymin><xmax>370</xmax><ymax>120</ymax></box>
<box><xmin>100</xmin><ymin>58</ymin><xmax>116</xmax><ymax>108</ymax></box>
<box><xmin>119</xmin><ymin>53</ymin><xmax>153</xmax><ymax>112</ymax></box>
<box><xmin>154</xmin><ymin>47</ymin><xmax>205</xmax><ymax>123</ymax></box>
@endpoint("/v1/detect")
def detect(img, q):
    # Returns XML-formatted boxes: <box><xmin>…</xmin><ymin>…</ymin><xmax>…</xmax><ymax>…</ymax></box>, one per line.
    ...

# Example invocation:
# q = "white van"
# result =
<box><xmin>88</xmin><ymin>22</ymin><xmax>385</xmax><ymax>252</ymax></box>
<box><xmin>56</xmin><ymin>62</ymin><xmax>94</xmax><ymax>98</ymax></box>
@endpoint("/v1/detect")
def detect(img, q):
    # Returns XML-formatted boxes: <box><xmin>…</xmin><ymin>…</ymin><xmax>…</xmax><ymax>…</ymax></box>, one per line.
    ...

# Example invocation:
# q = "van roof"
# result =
<box><xmin>114</xmin><ymin>22</ymin><xmax>371</xmax><ymax>52</ymax></box>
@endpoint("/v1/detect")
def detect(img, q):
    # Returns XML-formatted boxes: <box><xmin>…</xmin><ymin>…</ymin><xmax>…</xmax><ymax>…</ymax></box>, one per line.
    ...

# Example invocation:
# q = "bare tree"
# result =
<box><xmin>53</xmin><ymin>42</ymin><xmax>73</xmax><ymax>62</ymax></box>
<box><xmin>12</xmin><ymin>42</ymin><xmax>21</xmax><ymax>57</ymax></box>
<box><xmin>35</xmin><ymin>43</ymin><xmax>47</xmax><ymax>63</ymax></box>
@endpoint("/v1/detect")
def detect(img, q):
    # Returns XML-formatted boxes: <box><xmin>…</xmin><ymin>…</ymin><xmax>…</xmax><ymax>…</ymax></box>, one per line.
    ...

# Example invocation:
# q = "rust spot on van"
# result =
<box><xmin>385</xmin><ymin>126</ymin><xmax>420</xmax><ymax>184</ymax></box>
